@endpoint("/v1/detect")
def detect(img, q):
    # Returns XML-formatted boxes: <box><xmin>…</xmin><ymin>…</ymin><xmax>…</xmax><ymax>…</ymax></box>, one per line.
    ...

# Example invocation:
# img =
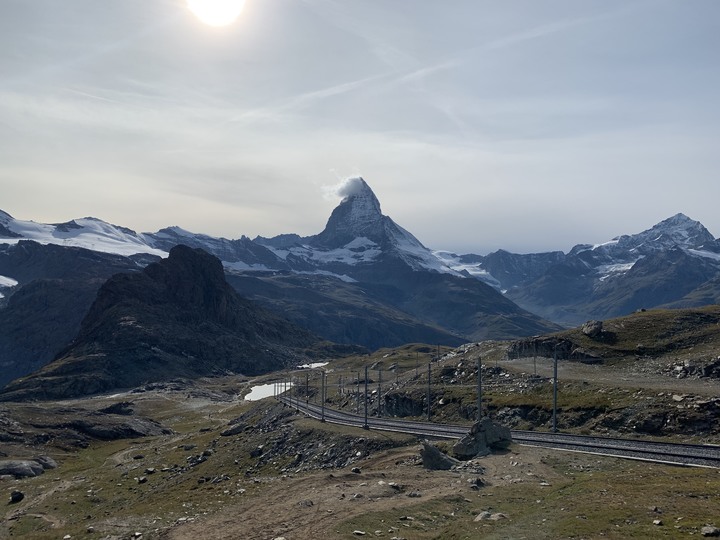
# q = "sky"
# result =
<box><xmin>1</xmin><ymin>0</ymin><xmax>719</xmax><ymax>255</ymax></box>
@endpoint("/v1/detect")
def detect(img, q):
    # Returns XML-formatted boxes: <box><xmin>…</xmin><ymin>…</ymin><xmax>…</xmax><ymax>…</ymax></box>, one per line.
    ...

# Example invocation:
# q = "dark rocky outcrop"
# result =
<box><xmin>0</xmin><ymin>246</ymin><xmax>358</xmax><ymax>401</ymax></box>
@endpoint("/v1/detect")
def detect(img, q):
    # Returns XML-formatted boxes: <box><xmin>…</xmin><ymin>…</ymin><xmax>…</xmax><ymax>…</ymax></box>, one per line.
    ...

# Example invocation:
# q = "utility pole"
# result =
<box><xmin>305</xmin><ymin>372</ymin><xmax>309</xmax><ymax>406</ymax></box>
<box><xmin>553</xmin><ymin>347</ymin><xmax>558</xmax><ymax>433</ymax></box>
<box><xmin>477</xmin><ymin>356</ymin><xmax>482</xmax><ymax>421</ymax></box>
<box><xmin>363</xmin><ymin>366</ymin><xmax>369</xmax><ymax>429</ymax></box>
<box><xmin>427</xmin><ymin>362</ymin><xmax>431</xmax><ymax>421</ymax></box>
<box><xmin>320</xmin><ymin>371</ymin><xmax>326</xmax><ymax>422</ymax></box>
<box><xmin>356</xmin><ymin>371</ymin><xmax>360</xmax><ymax>414</ymax></box>
<box><xmin>377</xmin><ymin>368</ymin><xmax>382</xmax><ymax>417</ymax></box>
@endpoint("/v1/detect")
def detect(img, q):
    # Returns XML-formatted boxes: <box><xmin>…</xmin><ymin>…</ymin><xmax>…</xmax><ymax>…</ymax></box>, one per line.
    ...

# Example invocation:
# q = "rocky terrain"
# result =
<box><xmin>2</xmin><ymin>307</ymin><xmax>720</xmax><ymax>538</ymax></box>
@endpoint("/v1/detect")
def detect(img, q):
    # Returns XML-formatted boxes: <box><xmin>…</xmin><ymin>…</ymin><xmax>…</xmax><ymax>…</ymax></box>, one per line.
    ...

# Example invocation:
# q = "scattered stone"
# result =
<box><xmin>653</xmin><ymin>519</ymin><xmax>663</xmax><ymax>526</ymax></box>
<box><xmin>468</xmin><ymin>477</ymin><xmax>484</xmax><ymax>489</ymax></box>
<box><xmin>474</xmin><ymin>512</ymin><xmax>492</xmax><ymax>522</ymax></box>
<box><xmin>407</xmin><ymin>492</ymin><xmax>422</xmax><ymax>498</ymax></box>
<box><xmin>490</xmin><ymin>513</ymin><xmax>508</xmax><ymax>521</ymax></box>
<box><xmin>133</xmin><ymin>454</ymin><xmax>144</xmax><ymax>460</ymax></box>
<box><xmin>145</xmin><ymin>468</ymin><xmax>156</xmax><ymax>475</ymax></box>
<box><xmin>420</xmin><ymin>441</ymin><xmax>459</xmax><ymax>470</ymax></box>
<box><xmin>702</xmin><ymin>526</ymin><xmax>720</xmax><ymax>537</ymax></box>
<box><xmin>351</xmin><ymin>467</ymin><xmax>362</xmax><ymax>474</ymax></box>
<box><xmin>9</xmin><ymin>490</ymin><xmax>24</xmax><ymax>504</ymax></box>
<box><xmin>452</xmin><ymin>418</ymin><xmax>512</xmax><ymax>460</ymax></box>
<box><xmin>353</xmin><ymin>531</ymin><xmax>366</xmax><ymax>536</ymax></box>
<box><xmin>137</xmin><ymin>476</ymin><xmax>147</xmax><ymax>484</ymax></box>
<box><xmin>87</xmin><ymin>526</ymin><xmax>95</xmax><ymax>533</ymax></box>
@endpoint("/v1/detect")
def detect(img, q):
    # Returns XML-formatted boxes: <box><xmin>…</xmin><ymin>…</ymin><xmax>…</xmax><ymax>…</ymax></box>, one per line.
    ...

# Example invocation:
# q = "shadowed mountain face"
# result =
<box><xmin>0</xmin><ymin>246</ymin><xmax>358</xmax><ymax>401</ymax></box>
<box><xmin>0</xmin><ymin>241</ymin><xmax>152</xmax><ymax>389</ymax></box>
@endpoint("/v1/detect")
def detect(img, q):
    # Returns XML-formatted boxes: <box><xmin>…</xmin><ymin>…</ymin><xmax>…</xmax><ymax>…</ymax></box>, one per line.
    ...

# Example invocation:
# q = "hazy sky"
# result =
<box><xmin>2</xmin><ymin>0</ymin><xmax>719</xmax><ymax>254</ymax></box>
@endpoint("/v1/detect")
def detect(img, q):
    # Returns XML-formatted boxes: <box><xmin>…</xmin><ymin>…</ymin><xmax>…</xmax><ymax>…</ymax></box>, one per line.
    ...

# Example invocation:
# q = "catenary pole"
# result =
<box><xmin>553</xmin><ymin>347</ymin><xmax>558</xmax><ymax>433</ymax></box>
<box><xmin>477</xmin><ymin>356</ymin><xmax>482</xmax><ymax>421</ymax></box>
<box><xmin>363</xmin><ymin>366</ymin><xmax>369</xmax><ymax>429</ymax></box>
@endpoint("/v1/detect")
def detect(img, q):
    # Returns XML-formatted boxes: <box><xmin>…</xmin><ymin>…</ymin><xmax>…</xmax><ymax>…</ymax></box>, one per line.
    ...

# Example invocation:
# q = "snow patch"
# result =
<box><xmin>0</xmin><ymin>275</ymin><xmax>18</xmax><ymax>288</ymax></box>
<box><xmin>689</xmin><ymin>249</ymin><xmax>720</xmax><ymax>262</ymax></box>
<box><xmin>596</xmin><ymin>262</ymin><xmax>636</xmax><ymax>282</ymax></box>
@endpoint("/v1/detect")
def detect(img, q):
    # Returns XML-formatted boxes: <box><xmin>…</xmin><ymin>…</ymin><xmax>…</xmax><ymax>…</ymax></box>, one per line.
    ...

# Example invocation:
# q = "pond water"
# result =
<box><xmin>244</xmin><ymin>381</ymin><xmax>294</xmax><ymax>401</ymax></box>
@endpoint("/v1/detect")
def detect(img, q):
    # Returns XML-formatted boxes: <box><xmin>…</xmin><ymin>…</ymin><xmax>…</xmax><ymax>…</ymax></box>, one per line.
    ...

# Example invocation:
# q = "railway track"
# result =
<box><xmin>277</xmin><ymin>395</ymin><xmax>720</xmax><ymax>468</ymax></box>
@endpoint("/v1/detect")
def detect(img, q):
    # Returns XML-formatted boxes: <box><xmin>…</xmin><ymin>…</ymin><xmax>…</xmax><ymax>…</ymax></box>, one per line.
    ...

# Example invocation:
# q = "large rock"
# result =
<box><xmin>582</xmin><ymin>320</ymin><xmax>603</xmax><ymax>338</ymax></box>
<box><xmin>420</xmin><ymin>441</ymin><xmax>459</xmax><ymax>470</ymax></box>
<box><xmin>0</xmin><ymin>460</ymin><xmax>45</xmax><ymax>478</ymax></box>
<box><xmin>452</xmin><ymin>418</ymin><xmax>512</xmax><ymax>460</ymax></box>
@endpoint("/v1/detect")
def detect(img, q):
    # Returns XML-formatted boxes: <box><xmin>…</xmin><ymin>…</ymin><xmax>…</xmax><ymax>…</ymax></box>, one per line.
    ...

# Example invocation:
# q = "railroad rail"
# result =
<box><xmin>277</xmin><ymin>395</ymin><xmax>720</xmax><ymax>468</ymax></box>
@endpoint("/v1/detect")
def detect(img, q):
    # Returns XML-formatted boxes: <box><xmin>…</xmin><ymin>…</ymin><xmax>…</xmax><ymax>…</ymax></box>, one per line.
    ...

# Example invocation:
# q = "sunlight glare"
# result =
<box><xmin>187</xmin><ymin>0</ymin><xmax>246</xmax><ymax>27</ymax></box>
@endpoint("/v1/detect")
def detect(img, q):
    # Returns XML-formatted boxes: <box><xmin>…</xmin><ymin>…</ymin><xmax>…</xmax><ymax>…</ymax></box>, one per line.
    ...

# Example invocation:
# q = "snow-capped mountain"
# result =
<box><xmin>256</xmin><ymin>177</ymin><xmax>455</xmax><ymax>276</ymax></box>
<box><xmin>2</xmin><ymin>181</ymin><xmax>719</xmax><ymax>330</ymax></box>
<box><xmin>0</xmin><ymin>178</ymin><xmax>455</xmax><ymax>279</ymax></box>
<box><xmin>0</xmin><ymin>211</ymin><xmax>166</xmax><ymax>258</ymax></box>
<box><xmin>461</xmin><ymin>213</ymin><xmax>720</xmax><ymax>326</ymax></box>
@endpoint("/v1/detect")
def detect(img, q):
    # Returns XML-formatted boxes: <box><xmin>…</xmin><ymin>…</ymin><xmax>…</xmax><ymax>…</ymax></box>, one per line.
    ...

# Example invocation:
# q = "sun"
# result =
<box><xmin>187</xmin><ymin>0</ymin><xmax>246</xmax><ymax>27</ymax></box>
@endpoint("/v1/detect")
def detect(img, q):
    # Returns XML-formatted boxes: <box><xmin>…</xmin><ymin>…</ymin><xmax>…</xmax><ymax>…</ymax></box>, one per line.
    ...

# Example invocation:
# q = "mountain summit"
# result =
<box><xmin>316</xmin><ymin>177</ymin><xmax>383</xmax><ymax>247</ymax></box>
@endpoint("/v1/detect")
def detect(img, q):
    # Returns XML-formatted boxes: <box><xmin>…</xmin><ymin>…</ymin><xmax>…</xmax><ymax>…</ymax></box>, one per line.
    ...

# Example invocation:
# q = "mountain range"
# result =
<box><xmin>1</xmin><ymin>178</ymin><xmax>719</xmax><ymax>392</ymax></box>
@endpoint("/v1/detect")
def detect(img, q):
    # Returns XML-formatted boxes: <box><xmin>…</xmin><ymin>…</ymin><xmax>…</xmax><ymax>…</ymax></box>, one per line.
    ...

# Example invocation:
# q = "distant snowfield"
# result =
<box><xmin>0</xmin><ymin>216</ymin><xmax>167</xmax><ymax>257</ymax></box>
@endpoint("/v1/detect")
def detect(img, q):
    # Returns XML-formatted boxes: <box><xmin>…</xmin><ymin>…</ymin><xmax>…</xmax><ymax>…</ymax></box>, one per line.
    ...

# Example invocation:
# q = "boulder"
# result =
<box><xmin>702</xmin><ymin>525</ymin><xmax>720</xmax><ymax>537</ymax></box>
<box><xmin>420</xmin><ymin>441</ymin><xmax>459</xmax><ymax>470</ymax></box>
<box><xmin>0</xmin><ymin>460</ymin><xmax>45</xmax><ymax>478</ymax></box>
<box><xmin>582</xmin><ymin>320</ymin><xmax>603</xmax><ymax>338</ymax></box>
<box><xmin>452</xmin><ymin>418</ymin><xmax>512</xmax><ymax>460</ymax></box>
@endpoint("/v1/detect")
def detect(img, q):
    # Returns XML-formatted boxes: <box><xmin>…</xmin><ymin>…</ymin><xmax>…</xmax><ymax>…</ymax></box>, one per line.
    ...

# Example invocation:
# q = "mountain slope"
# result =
<box><xmin>0</xmin><ymin>246</ymin><xmax>357</xmax><ymax>401</ymax></box>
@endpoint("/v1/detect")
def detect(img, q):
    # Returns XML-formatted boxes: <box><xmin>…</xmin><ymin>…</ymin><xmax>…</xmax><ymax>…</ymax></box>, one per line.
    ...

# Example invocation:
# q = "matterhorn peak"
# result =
<box><xmin>312</xmin><ymin>177</ymin><xmax>386</xmax><ymax>248</ymax></box>
<box><xmin>336</xmin><ymin>177</ymin><xmax>383</xmax><ymax>221</ymax></box>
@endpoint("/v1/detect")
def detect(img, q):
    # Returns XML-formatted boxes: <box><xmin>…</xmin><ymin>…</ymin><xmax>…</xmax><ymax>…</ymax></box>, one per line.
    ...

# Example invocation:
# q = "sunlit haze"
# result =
<box><xmin>187</xmin><ymin>0</ymin><xmax>246</xmax><ymax>27</ymax></box>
